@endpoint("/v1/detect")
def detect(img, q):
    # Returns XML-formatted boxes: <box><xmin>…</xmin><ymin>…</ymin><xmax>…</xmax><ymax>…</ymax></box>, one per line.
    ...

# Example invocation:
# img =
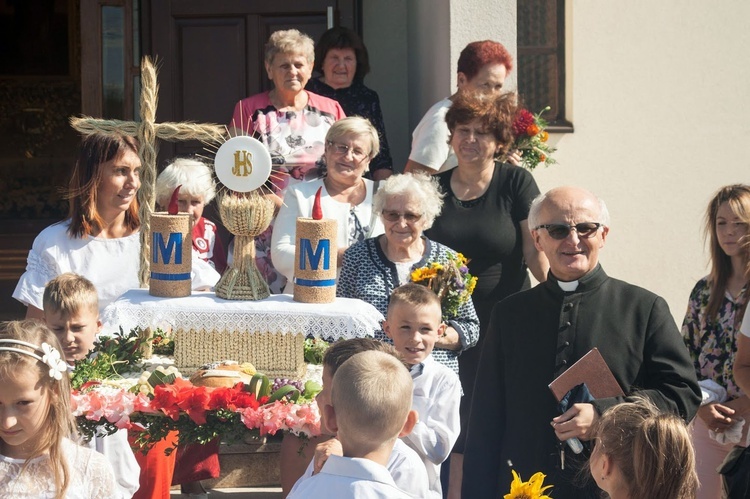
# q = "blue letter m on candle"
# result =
<box><xmin>153</xmin><ymin>232</ymin><xmax>183</xmax><ymax>264</ymax></box>
<box><xmin>299</xmin><ymin>238</ymin><xmax>331</xmax><ymax>270</ymax></box>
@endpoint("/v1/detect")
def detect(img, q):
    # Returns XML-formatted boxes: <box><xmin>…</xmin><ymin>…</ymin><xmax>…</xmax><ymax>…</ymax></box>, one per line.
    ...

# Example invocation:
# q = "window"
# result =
<box><xmin>517</xmin><ymin>0</ymin><xmax>573</xmax><ymax>132</ymax></box>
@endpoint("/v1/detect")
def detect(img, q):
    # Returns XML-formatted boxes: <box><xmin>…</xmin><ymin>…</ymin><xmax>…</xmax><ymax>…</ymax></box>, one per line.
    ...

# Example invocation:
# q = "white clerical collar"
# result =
<box><xmin>557</xmin><ymin>279</ymin><xmax>579</xmax><ymax>292</ymax></box>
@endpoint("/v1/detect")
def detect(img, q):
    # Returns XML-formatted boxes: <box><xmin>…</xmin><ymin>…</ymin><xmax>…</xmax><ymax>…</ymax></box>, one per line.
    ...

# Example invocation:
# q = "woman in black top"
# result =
<box><xmin>424</xmin><ymin>91</ymin><xmax>549</xmax><ymax>495</ymax></box>
<box><xmin>307</xmin><ymin>27</ymin><xmax>393</xmax><ymax>181</ymax></box>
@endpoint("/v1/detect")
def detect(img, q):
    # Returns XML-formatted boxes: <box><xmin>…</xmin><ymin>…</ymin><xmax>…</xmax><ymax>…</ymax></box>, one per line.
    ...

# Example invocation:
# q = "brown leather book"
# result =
<box><xmin>548</xmin><ymin>347</ymin><xmax>625</xmax><ymax>401</ymax></box>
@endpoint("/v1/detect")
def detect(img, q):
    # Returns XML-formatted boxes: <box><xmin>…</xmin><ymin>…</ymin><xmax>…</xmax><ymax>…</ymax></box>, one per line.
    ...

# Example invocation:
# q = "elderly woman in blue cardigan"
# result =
<box><xmin>337</xmin><ymin>173</ymin><xmax>480</xmax><ymax>374</ymax></box>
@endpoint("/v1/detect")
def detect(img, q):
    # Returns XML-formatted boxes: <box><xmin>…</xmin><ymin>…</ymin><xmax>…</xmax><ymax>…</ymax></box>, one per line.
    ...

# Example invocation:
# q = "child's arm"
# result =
<box><xmin>404</xmin><ymin>372</ymin><xmax>461</xmax><ymax>464</ymax></box>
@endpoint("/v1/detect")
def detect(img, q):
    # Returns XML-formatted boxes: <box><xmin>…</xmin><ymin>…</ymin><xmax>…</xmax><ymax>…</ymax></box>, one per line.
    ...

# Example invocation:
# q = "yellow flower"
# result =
<box><xmin>466</xmin><ymin>276</ymin><xmax>478</xmax><ymax>295</ymax></box>
<box><xmin>504</xmin><ymin>470</ymin><xmax>553</xmax><ymax>499</ymax></box>
<box><xmin>431</xmin><ymin>262</ymin><xmax>443</xmax><ymax>271</ymax></box>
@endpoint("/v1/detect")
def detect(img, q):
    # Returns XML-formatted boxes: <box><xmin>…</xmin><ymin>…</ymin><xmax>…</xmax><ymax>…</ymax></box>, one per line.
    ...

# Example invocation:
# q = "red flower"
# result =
<box><xmin>177</xmin><ymin>386</ymin><xmax>211</xmax><ymax>425</ymax></box>
<box><xmin>512</xmin><ymin>109</ymin><xmax>535</xmax><ymax>138</ymax></box>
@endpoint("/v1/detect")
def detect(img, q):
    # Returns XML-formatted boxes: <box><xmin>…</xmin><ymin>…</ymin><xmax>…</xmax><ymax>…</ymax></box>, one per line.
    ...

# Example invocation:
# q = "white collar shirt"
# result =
<box><xmin>288</xmin><ymin>454</ymin><xmax>411</xmax><ymax>499</ymax></box>
<box><xmin>403</xmin><ymin>355</ymin><xmax>462</xmax><ymax>499</ymax></box>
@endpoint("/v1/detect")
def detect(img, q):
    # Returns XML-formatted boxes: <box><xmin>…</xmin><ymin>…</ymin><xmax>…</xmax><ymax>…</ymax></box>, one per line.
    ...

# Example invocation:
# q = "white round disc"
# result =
<box><xmin>214</xmin><ymin>135</ymin><xmax>272</xmax><ymax>193</ymax></box>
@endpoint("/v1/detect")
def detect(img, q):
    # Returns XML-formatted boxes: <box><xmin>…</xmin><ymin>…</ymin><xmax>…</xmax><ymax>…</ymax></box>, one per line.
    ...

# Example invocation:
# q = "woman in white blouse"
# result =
<box><xmin>271</xmin><ymin>116</ymin><xmax>384</xmax><ymax>292</ymax></box>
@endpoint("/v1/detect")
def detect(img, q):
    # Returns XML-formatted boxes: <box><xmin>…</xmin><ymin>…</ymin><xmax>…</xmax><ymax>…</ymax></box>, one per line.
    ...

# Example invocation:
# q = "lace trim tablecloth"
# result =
<box><xmin>102</xmin><ymin>290</ymin><xmax>383</xmax><ymax>340</ymax></box>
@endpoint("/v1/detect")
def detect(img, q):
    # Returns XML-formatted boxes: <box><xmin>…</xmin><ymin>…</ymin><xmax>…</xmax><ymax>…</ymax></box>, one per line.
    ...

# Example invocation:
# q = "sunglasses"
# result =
<box><xmin>535</xmin><ymin>222</ymin><xmax>603</xmax><ymax>240</ymax></box>
<box><xmin>382</xmin><ymin>210</ymin><xmax>423</xmax><ymax>223</ymax></box>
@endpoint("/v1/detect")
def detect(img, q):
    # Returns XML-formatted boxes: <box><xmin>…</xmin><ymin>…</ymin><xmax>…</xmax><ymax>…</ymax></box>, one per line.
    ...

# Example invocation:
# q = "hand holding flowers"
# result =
<box><xmin>410</xmin><ymin>252</ymin><xmax>477</xmax><ymax>319</ymax></box>
<box><xmin>506</xmin><ymin>107</ymin><xmax>557</xmax><ymax>171</ymax></box>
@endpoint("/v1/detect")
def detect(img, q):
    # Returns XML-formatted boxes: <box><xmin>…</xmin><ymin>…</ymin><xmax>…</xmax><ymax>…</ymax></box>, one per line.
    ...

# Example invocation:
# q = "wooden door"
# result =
<box><xmin>144</xmin><ymin>0</ymin><xmax>360</xmax><ymax>161</ymax></box>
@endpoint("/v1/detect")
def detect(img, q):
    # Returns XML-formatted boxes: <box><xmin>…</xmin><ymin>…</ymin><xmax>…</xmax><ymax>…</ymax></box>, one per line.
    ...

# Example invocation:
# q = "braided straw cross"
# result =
<box><xmin>70</xmin><ymin>56</ymin><xmax>225</xmax><ymax>286</ymax></box>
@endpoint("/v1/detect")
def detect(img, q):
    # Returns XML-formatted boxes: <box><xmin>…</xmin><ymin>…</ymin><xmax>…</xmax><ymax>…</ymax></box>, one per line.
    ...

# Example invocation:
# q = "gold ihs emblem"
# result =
<box><xmin>232</xmin><ymin>150</ymin><xmax>254</xmax><ymax>176</ymax></box>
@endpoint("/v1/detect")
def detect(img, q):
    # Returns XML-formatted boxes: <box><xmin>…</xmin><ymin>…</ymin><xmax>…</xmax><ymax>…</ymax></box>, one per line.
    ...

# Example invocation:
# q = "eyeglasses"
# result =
<box><xmin>535</xmin><ymin>223</ymin><xmax>603</xmax><ymax>240</ymax></box>
<box><xmin>326</xmin><ymin>141</ymin><xmax>368</xmax><ymax>162</ymax></box>
<box><xmin>382</xmin><ymin>210</ymin><xmax>423</xmax><ymax>223</ymax></box>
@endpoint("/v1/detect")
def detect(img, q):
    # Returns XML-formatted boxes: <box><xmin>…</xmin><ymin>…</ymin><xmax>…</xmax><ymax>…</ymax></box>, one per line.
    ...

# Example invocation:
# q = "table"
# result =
<box><xmin>102</xmin><ymin>290</ymin><xmax>384</xmax><ymax>378</ymax></box>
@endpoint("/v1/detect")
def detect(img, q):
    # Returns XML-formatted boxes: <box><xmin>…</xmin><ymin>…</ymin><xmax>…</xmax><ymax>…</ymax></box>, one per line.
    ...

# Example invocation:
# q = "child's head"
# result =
<box><xmin>317</xmin><ymin>338</ymin><xmax>404</xmax><ymax>436</ymax></box>
<box><xmin>42</xmin><ymin>273</ymin><xmax>101</xmax><ymax>362</ymax></box>
<box><xmin>155</xmin><ymin>158</ymin><xmax>217</xmax><ymax>222</ymax></box>
<box><xmin>589</xmin><ymin>397</ymin><xmax>698</xmax><ymax>499</ymax></box>
<box><xmin>325</xmin><ymin>350</ymin><xmax>415</xmax><ymax>455</ymax></box>
<box><xmin>0</xmin><ymin>320</ymin><xmax>75</xmax><ymax>493</ymax></box>
<box><xmin>384</xmin><ymin>283</ymin><xmax>445</xmax><ymax>366</ymax></box>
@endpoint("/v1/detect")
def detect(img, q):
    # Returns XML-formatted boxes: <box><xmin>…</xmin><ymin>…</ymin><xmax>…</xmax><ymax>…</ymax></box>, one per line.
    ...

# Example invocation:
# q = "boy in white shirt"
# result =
<box><xmin>294</xmin><ymin>338</ymin><xmax>429</xmax><ymax>497</ymax></box>
<box><xmin>288</xmin><ymin>350</ymin><xmax>418</xmax><ymax>499</ymax></box>
<box><xmin>43</xmin><ymin>273</ymin><xmax>141</xmax><ymax>499</ymax></box>
<box><xmin>383</xmin><ymin>283</ymin><xmax>462</xmax><ymax>499</ymax></box>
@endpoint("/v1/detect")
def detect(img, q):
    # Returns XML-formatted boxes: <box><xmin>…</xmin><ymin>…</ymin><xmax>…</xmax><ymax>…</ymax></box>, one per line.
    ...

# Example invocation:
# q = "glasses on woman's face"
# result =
<box><xmin>535</xmin><ymin>222</ymin><xmax>603</xmax><ymax>240</ymax></box>
<box><xmin>382</xmin><ymin>210</ymin><xmax>423</xmax><ymax>223</ymax></box>
<box><xmin>327</xmin><ymin>141</ymin><xmax>368</xmax><ymax>163</ymax></box>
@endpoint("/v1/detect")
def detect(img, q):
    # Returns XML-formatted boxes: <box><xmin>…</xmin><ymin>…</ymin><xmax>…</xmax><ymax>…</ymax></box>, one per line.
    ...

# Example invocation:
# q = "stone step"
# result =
<box><xmin>205</xmin><ymin>439</ymin><xmax>282</xmax><ymax>489</ymax></box>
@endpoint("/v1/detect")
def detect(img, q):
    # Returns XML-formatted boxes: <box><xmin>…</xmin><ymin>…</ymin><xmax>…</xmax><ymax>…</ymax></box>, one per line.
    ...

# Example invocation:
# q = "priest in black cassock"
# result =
<box><xmin>462</xmin><ymin>186</ymin><xmax>700</xmax><ymax>499</ymax></box>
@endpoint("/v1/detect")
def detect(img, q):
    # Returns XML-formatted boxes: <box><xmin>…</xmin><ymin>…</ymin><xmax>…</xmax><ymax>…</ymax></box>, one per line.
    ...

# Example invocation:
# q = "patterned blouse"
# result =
<box><xmin>682</xmin><ymin>276</ymin><xmax>749</xmax><ymax>399</ymax></box>
<box><xmin>306</xmin><ymin>78</ymin><xmax>393</xmax><ymax>177</ymax></box>
<box><xmin>337</xmin><ymin>236</ymin><xmax>480</xmax><ymax>374</ymax></box>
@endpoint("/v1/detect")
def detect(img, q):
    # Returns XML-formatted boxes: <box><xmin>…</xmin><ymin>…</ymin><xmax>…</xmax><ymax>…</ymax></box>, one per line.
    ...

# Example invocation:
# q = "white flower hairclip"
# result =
<box><xmin>0</xmin><ymin>339</ymin><xmax>68</xmax><ymax>381</ymax></box>
<box><xmin>41</xmin><ymin>342</ymin><xmax>67</xmax><ymax>381</ymax></box>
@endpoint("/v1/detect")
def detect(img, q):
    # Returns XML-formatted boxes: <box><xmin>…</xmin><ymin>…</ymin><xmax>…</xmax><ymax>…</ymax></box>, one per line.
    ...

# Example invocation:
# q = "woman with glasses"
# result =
<box><xmin>423</xmin><ymin>91</ymin><xmax>548</xmax><ymax>496</ymax></box>
<box><xmin>683</xmin><ymin>184</ymin><xmax>750</xmax><ymax>499</ymax></box>
<box><xmin>271</xmin><ymin>117</ymin><xmax>384</xmax><ymax>292</ymax></box>
<box><xmin>337</xmin><ymin>172</ymin><xmax>480</xmax><ymax>374</ymax></box>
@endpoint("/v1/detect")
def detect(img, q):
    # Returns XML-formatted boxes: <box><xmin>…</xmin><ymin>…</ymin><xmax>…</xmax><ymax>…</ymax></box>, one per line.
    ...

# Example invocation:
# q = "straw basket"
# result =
<box><xmin>215</xmin><ymin>193</ymin><xmax>275</xmax><ymax>300</ymax></box>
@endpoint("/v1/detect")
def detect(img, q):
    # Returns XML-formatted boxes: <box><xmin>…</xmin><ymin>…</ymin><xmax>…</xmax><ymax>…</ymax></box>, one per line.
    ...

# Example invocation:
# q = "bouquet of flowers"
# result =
<box><xmin>505</xmin><ymin>470</ymin><xmax>553</xmax><ymax>499</ymax></box>
<box><xmin>507</xmin><ymin>106</ymin><xmax>557</xmax><ymax>171</ymax></box>
<box><xmin>410</xmin><ymin>252</ymin><xmax>477</xmax><ymax>319</ymax></box>
<box><xmin>71</xmin><ymin>324</ymin><xmax>323</xmax><ymax>452</ymax></box>
<box><xmin>71</xmin><ymin>363</ymin><xmax>323</xmax><ymax>453</ymax></box>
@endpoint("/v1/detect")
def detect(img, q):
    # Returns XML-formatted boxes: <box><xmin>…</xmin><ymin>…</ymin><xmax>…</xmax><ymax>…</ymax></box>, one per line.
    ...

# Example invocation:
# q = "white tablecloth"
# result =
<box><xmin>101</xmin><ymin>289</ymin><xmax>383</xmax><ymax>341</ymax></box>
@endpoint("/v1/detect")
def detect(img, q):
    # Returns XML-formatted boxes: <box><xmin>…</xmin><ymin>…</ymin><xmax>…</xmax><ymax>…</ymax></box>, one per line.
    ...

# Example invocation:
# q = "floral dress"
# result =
<box><xmin>682</xmin><ymin>276</ymin><xmax>748</xmax><ymax>399</ymax></box>
<box><xmin>230</xmin><ymin>91</ymin><xmax>345</xmax><ymax>293</ymax></box>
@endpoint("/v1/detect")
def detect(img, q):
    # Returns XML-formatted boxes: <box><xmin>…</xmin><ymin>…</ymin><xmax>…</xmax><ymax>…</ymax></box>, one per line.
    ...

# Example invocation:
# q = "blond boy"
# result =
<box><xmin>383</xmin><ymin>283</ymin><xmax>462</xmax><ymax>499</ymax></box>
<box><xmin>293</xmin><ymin>338</ymin><xmax>429</xmax><ymax>497</ymax></box>
<box><xmin>43</xmin><ymin>273</ymin><xmax>140</xmax><ymax>499</ymax></box>
<box><xmin>288</xmin><ymin>350</ymin><xmax>418</xmax><ymax>499</ymax></box>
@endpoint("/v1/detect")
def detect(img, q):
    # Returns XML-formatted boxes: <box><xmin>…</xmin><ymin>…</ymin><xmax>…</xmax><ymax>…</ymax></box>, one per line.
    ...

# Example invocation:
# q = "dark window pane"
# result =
<box><xmin>517</xmin><ymin>53</ymin><xmax>559</xmax><ymax>119</ymax></box>
<box><xmin>102</xmin><ymin>6</ymin><xmax>125</xmax><ymax>119</ymax></box>
<box><xmin>518</xmin><ymin>0</ymin><xmax>557</xmax><ymax>47</ymax></box>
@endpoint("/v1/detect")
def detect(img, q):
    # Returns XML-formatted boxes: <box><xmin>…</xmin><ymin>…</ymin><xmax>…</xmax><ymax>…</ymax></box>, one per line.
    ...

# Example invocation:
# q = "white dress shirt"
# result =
<box><xmin>403</xmin><ymin>355</ymin><xmax>462</xmax><ymax>499</ymax></box>
<box><xmin>295</xmin><ymin>437</ymin><xmax>429</xmax><ymax>498</ymax></box>
<box><xmin>288</xmin><ymin>454</ymin><xmax>412</xmax><ymax>499</ymax></box>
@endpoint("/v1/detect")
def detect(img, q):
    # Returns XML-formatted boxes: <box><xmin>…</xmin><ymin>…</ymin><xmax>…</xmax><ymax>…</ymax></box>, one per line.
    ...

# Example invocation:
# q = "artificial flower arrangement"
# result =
<box><xmin>70</xmin><ymin>327</ymin><xmax>322</xmax><ymax>454</ymax></box>
<box><xmin>507</xmin><ymin>106</ymin><xmax>557</xmax><ymax>171</ymax></box>
<box><xmin>410</xmin><ymin>252</ymin><xmax>477</xmax><ymax>319</ymax></box>
<box><xmin>505</xmin><ymin>470</ymin><xmax>553</xmax><ymax>499</ymax></box>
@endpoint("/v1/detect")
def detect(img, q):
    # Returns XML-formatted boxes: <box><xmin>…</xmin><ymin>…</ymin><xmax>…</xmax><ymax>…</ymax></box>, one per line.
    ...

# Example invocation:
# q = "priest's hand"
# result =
<box><xmin>551</xmin><ymin>403</ymin><xmax>598</xmax><ymax>441</ymax></box>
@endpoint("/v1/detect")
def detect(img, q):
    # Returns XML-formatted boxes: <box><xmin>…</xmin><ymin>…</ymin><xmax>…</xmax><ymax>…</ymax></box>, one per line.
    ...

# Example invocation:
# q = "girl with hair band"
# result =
<box><xmin>0</xmin><ymin>320</ymin><xmax>117</xmax><ymax>498</ymax></box>
<box><xmin>682</xmin><ymin>184</ymin><xmax>750</xmax><ymax>498</ymax></box>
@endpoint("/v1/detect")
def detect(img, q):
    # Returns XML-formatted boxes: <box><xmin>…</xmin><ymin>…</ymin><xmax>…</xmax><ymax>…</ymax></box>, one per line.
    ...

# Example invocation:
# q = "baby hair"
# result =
<box><xmin>323</xmin><ymin>338</ymin><xmax>405</xmax><ymax>376</ymax></box>
<box><xmin>592</xmin><ymin>397</ymin><xmax>698</xmax><ymax>499</ymax></box>
<box><xmin>0</xmin><ymin>320</ymin><xmax>76</xmax><ymax>499</ymax></box>
<box><xmin>155</xmin><ymin>157</ymin><xmax>217</xmax><ymax>208</ymax></box>
<box><xmin>42</xmin><ymin>273</ymin><xmax>99</xmax><ymax>317</ymax></box>
<box><xmin>387</xmin><ymin>282</ymin><xmax>442</xmax><ymax>318</ymax></box>
<box><xmin>331</xmin><ymin>350</ymin><xmax>413</xmax><ymax>451</ymax></box>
